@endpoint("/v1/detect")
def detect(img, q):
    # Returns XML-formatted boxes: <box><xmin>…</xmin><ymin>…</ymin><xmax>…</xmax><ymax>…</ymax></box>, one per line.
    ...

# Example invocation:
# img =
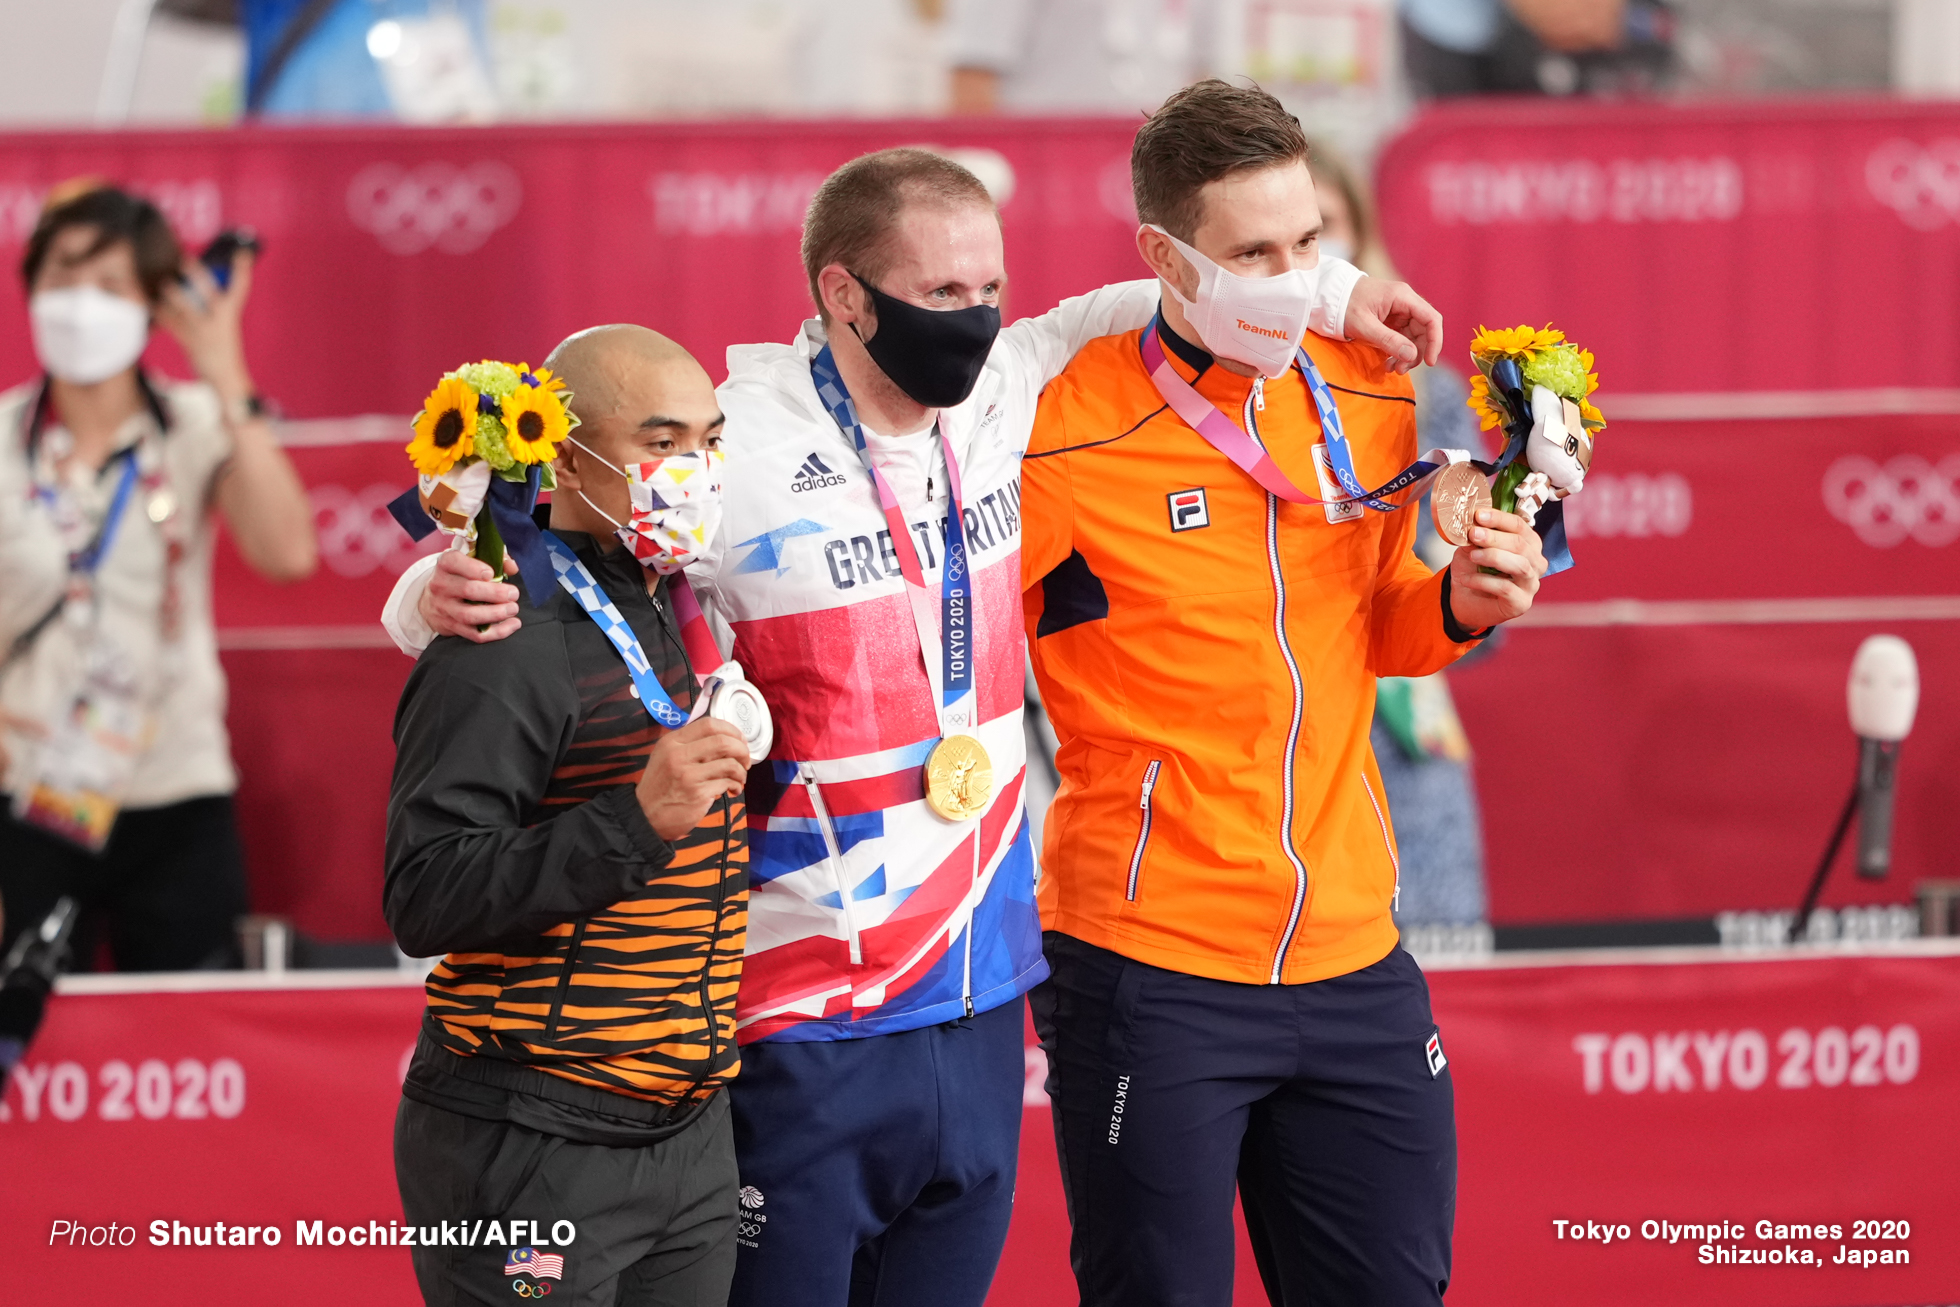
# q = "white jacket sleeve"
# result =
<box><xmin>991</xmin><ymin>279</ymin><xmax>1161</xmax><ymax>406</ymax></box>
<box><xmin>381</xmin><ymin>550</ymin><xmax>443</xmax><ymax>656</ymax></box>
<box><xmin>1310</xmin><ymin>257</ymin><xmax>1363</xmax><ymax>343</ymax></box>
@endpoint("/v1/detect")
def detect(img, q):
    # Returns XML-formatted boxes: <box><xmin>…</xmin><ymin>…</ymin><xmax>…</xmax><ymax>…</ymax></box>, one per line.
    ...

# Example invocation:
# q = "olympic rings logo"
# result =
<box><xmin>1865</xmin><ymin>140</ymin><xmax>1960</xmax><ymax>232</ymax></box>
<box><xmin>512</xmin><ymin>1279</ymin><xmax>552</xmax><ymax>1296</ymax></box>
<box><xmin>1822</xmin><ymin>454</ymin><xmax>1960</xmax><ymax>547</ymax></box>
<box><xmin>346</xmin><ymin>161</ymin><xmax>523</xmax><ymax>255</ymax></box>
<box><xmin>310</xmin><ymin>482</ymin><xmax>442</xmax><ymax>577</ymax></box>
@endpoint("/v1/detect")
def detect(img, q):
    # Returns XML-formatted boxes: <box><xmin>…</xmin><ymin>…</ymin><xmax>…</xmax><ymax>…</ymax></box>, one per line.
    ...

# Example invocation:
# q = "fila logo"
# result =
<box><xmin>791</xmin><ymin>453</ymin><xmax>848</xmax><ymax>494</ymax></box>
<box><xmin>1167</xmin><ymin>487</ymin><xmax>1209</xmax><ymax>532</ymax></box>
<box><xmin>1425</xmin><ymin>1030</ymin><xmax>1448</xmax><ymax>1078</ymax></box>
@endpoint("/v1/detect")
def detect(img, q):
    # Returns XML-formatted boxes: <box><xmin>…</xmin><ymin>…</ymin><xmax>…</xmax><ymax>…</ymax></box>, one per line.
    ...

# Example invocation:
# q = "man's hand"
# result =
<box><xmin>1448</xmin><ymin>508</ymin><xmax>1548</xmax><ymax>631</ymax></box>
<box><xmin>422</xmin><ymin>550</ymin><xmax>522</xmax><ymax>643</ymax></box>
<box><xmin>637</xmin><ymin>718</ymin><xmax>751</xmax><ymax>841</ymax></box>
<box><xmin>1345</xmin><ymin>278</ymin><xmax>1443</xmax><ymax>375</ymax></box>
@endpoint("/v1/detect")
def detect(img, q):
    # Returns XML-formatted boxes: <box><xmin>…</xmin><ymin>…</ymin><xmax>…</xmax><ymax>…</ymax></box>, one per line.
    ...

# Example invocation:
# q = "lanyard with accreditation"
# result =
<box><xmin>810</xmin><ymin>344</ymin><xmax>993</xmax><ymax>823</ymax></box>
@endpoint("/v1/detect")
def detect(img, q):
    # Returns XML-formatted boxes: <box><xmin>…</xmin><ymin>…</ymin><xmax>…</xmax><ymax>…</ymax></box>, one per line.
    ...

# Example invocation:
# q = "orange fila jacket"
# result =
<box><xmin>1020</xmin><ymin>318</ymin><xmax>1483</xmax><ymax>986</ymax></box>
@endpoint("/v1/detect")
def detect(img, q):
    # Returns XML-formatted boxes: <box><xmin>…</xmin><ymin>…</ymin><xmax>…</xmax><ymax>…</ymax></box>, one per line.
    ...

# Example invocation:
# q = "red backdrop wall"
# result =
<box><xmin>1376</xmin><ymin>99</ymin><xmax>1960</xmax><ymax>925</ymax></box>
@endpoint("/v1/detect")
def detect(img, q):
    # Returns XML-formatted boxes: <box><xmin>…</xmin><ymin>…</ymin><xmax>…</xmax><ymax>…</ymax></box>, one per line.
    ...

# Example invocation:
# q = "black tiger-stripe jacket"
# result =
<box><xmin>385</xmin><ymin>530</ymin><xmax>747</xmax><ymax>1145</ymax></box>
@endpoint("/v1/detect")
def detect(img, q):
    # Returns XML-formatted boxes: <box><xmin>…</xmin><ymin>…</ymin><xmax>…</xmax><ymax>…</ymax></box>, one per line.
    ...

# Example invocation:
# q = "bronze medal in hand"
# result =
<box><xmin>1431</xmin><ymin>462</ymin><xmax>1493</xmax><ymax>548</ymax></box>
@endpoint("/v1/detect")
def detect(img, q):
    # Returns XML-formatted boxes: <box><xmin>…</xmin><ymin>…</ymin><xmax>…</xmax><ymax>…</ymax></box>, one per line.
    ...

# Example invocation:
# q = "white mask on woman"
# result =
<box><xmin>1147</xmin><ymin>224</ymin><xmax>1324</xmax><ymax>379</ymax></box>
<box><xmin>30</xmin><ymin>285</ymin><xmax>151</xmax><ymax>385</ymax></box>
<box><xmin>567</xmin><ymin>436</ymin><xmax>724</xmax><ymax>575</ymax></box>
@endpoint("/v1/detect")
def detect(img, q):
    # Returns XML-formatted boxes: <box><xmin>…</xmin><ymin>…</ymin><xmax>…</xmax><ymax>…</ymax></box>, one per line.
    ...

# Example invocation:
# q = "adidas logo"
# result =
<box><xmin>791</xmin><ymin>452</ymin><xmax>849</xmax><ymax>494</ymax></box>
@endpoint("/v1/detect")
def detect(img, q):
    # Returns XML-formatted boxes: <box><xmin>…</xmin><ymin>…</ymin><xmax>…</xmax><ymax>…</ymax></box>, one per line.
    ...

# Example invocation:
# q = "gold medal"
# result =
<box><xmin>1430</xmin><ymin>461</ymin><xmax>1492</xmax><ymax>548</ymax></box>
<box><xmin>924</xmin><ymin>734</ymin><xmax>993</xmax><ymax>822</ymax></box>
<box><xmin>146</xmin><ymin>488</ymin><xmax>177</xmax><ymax>524</ymax></box>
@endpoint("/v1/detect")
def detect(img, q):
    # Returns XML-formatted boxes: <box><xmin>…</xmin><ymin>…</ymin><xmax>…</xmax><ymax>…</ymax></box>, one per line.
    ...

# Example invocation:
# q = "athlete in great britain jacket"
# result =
<box><xmin>382</xmin><ymin>270</ymin><xmax>1365</xmax><ymax>1049</ymax></box>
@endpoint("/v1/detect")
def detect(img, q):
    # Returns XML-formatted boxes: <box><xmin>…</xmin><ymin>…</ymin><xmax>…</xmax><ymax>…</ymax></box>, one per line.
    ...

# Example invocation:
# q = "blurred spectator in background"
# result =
<box><xmin>1400</xmin><ymin>0</ymin><xmax>1677</xmax><ymax>99</ymax></box>
<box><xmin>0</xmin><ymin>183</ymin><xmax>315</xmax><ymax>970</ymax></box>
<box><xmin>1312</xmin><ymin>148</ymin><xmax>1493</xmax><ymax>927</ymax></box>
<box><xmin>947</xmin><ymin>0</ymin><xmax>1225</xmax><ymax>114</ymax></box>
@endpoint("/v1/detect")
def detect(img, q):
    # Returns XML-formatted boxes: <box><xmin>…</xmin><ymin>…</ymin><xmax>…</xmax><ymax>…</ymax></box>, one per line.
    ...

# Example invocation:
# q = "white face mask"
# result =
<box><xmin>1147</xmin><ymin>224</ymin><xmax>1323</xmax><ymax>379</ymax></box>
<box><xmin>30</xmin><ymin>286</ymin><xmax>151</xmax><ymax>385</ymax></box>
<box><xmin>1317</xmin><ymin>236</ymin><xmax>1356</xmax><ymax>264</ymax></box>
<box><xmin>568</xmin><ymin>436</ymin><xmax>724</xmax><ymax>576</ymax></box>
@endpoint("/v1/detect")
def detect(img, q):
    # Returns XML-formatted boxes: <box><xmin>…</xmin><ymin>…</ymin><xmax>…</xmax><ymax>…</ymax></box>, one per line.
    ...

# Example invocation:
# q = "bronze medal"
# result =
<box><xmin>924</xmin><ymin>734</ymin><xmax>993</xmax><ymax>822</ymax></box>
<box><xmin>1430</xmin><ymin>462</ymin><xmax>1493</xmax><ymax>548</ymax></box>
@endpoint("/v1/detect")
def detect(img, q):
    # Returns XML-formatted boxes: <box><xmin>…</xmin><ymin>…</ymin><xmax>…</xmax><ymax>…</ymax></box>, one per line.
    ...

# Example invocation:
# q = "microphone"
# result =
<box><xmin>1847</xmin><ymin>636</ymin><xmax>1919</xmax><ymax>879</ymax></box>
<box><xmin>0</xmin><ymin>897</ymin><xmax>79</xmax><ymax>1093</ymax></box>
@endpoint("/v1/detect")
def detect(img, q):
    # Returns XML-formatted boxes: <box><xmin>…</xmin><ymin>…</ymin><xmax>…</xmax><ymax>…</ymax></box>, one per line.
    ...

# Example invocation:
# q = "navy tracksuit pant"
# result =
<box><xmin>725</xmin><ymin>996</ymin><xmax>1026</xmax><ymax>1307</ymax></box>
<box><xmin>1031</xmin><ymin>932</ymin><xmax>1456</xmax><ymax>1307</ymax></box>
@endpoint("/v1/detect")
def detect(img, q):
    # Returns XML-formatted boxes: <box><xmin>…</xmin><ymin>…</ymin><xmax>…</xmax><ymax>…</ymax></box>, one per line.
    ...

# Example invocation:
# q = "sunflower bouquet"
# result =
<box><xmin>397</xmin><ymin>359</ymin><xmax>575</xmax><ymax>578</ymax></box>
<box><xmin>1465</xmin><ymin>325</ymin><xmax>1605</xmax><ymax>527</ymax></box>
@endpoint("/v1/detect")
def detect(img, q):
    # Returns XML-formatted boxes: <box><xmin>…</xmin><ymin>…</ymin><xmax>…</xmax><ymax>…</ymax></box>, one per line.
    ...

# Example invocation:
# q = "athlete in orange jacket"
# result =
<box><xmin>1022</xmin><ymin>81</ymin><xmax>1548</xmax><ymax>1307</ymax></box>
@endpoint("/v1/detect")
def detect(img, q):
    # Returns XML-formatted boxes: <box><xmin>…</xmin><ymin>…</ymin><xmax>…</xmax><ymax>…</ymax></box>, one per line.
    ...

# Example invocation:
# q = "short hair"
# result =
<box><xmin>1132</xmin><ymin>79</ymin><xmax>1311</xmax><ymax>241</ymax></box>
<box><xmin>21</xmin><ymin>183</ymin><xmax>183</xmax><ymax>304</ymax></box>
<box><xmin>800</xmin><ymin>148</ymin><xmax>995</xmax><ymax>315</ymax></box>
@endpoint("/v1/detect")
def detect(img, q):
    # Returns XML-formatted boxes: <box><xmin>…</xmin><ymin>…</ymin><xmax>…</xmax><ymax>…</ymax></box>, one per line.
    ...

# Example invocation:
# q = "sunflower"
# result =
<box><xmin>1470</xmin><ymin>324</ymin><xmax>1565</xmax><ymax>361</ymax></box>
<box><xmin>1465</xmin><ymin>373</ymin><xmax>1505</xmax><ymax>432</ymax></box>
<box><xmin>516</xmin><ymin>363</ymin><xmax>569</xmax><ymax>396</ymax></box>
<box><xmin>407</xmin><ymin>375</ymin><xmax>479</xmax><ymax>477</ymax></box>
<box><xmin>500</xmin><ymin>382</ymin><xmax>573</xmax><ymax>464</ymax></box>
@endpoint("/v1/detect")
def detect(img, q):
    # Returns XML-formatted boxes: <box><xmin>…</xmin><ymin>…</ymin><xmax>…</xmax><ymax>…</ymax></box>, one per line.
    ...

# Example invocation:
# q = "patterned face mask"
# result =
<box><xmin>568</xmin><ymin>437</ymin><xmax>724</xmax><ymax>575</ymax></box>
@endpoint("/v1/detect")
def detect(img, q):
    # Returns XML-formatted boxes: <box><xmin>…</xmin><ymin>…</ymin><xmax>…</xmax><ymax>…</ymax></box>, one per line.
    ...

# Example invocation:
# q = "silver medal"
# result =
<box><xmin>705</xmin><ymin>671</ymin><xmax>773</xmax><ymax>763</ymax></box>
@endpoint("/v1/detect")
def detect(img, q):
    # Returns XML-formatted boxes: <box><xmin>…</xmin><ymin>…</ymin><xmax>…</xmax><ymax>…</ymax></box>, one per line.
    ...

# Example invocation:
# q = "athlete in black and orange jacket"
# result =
<box><xmin>384</xmin><ymin>326</ymin><xmax>752</xmax><ymax>1305</ymax></box>
<box><xmin>386</xmin><ymin>527</ymin><xmax>747</xmax><ymax>1127</ymax></box>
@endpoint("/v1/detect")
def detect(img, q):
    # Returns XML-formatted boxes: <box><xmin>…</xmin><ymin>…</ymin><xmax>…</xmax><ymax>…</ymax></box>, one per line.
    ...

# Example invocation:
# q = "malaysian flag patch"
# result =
<box><xmin>1425</xmin><ymin>1030</ymin><xmax>1448</xmax><ymax>1078</ymax></box>
<box><xmin>506</xmin><ymin>1248</ymin><xmax>565</xmax><ymax>1280</ymax></box>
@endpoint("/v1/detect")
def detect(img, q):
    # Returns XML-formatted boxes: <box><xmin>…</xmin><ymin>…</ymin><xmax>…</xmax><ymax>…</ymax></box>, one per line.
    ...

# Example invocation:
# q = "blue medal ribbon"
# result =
<box><xmin>1299</xmin><ymin>342</ymin><xmax>1574</xmax><ymax>574</ymax></box>
<box><xmin>543</xmin><ymin>532</ymin><xmax>689</xmax><ymax>728</ymax></box>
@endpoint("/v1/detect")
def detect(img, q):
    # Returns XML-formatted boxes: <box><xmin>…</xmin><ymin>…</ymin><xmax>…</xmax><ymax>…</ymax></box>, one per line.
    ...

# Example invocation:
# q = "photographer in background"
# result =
<box><xmin>0</xmin><ymin>183</ymin><xmax>316</xmax><ymax>972</ymax></box>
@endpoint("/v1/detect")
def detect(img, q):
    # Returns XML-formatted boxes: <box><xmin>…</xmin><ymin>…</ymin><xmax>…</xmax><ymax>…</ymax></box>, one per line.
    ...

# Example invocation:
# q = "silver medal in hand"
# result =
<box><xmin>695</xmin><ymin>661</ymin><xmax>773</xmax><ymax>763</ymax></box>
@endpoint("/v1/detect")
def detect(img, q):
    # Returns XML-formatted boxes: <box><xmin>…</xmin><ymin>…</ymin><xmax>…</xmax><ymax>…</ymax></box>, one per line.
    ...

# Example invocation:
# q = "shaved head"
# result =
<box><xmin>543</xmin><ymin>323</ymin><xmax>725</xmax><ymax>547</ymax></box>
<box><xmin>545</xmin><ymin>323</ymin><xmax>707</xmax><ymax>433</ymax></box>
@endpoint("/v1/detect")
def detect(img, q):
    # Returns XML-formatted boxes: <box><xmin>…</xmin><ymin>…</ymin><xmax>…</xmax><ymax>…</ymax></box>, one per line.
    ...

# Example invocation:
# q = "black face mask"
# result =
<box><xmin>849</xmin><ymin>273</ymin><xmax>1002</xmax><ymax>409</ymax></box>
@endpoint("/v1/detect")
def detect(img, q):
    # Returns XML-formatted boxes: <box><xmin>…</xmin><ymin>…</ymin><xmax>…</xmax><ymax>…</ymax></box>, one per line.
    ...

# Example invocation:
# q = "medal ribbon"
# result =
<box><xmin>544</xmin><ymin>532</ymin><xmax>691</xmax><ymax>728</ymax></box>
<box><xmin>1140</xmin><ymin>318</ymin><xmax>1466</xmax><ymax>511</ymax></box>
<box><xmin>810</xmin><ymin>345</ymin><xmax>977</xmax><ymax>737</ymax></box>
